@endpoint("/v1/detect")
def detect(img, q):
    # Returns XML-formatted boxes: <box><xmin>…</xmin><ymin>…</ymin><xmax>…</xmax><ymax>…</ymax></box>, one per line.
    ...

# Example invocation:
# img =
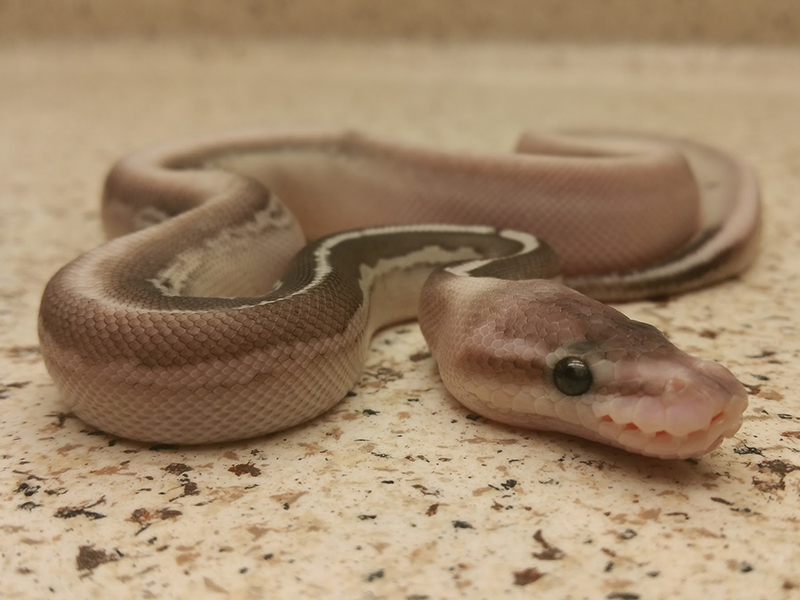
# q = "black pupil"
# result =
<box><xmin>553</xmin><ymin>357</ymin><xmax>593</xmax><ymax>396</ymax></box>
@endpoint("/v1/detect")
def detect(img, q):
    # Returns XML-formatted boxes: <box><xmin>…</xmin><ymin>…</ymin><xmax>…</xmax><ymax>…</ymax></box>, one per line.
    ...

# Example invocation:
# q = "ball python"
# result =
<box><xmin>37</xmin><ymin>130</ymin><xmax>760</xmax><ymax>459</ymax></box>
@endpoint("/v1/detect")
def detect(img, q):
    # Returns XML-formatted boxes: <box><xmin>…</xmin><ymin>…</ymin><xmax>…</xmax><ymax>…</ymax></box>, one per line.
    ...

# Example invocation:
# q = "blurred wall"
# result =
<box><xmin>1</xmin><ymin>0</ymin><xmax>798</xmax><ymax>44</ymax></box>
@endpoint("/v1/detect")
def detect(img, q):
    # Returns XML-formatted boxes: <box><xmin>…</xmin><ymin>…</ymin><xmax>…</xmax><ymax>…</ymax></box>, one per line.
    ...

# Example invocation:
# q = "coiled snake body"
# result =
<box><xmin>38</xmin><ymin>131</ymin><xmax>760</xmax><ymax>458</ymax></box>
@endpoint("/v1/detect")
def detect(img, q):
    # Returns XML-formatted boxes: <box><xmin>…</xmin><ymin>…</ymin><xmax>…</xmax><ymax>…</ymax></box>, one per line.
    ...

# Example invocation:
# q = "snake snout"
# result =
<box><xmin>660</xmin><ymin>359</ymin><xmax>747</xmax><ymax>436</ymax></box>
<box><xmin>592</xmin><ymin>357</ymin><xmax>748</xmax><ymax>459</ymax></box>
<box><xmin>693</xmin><ymin>359</ymin><xmax>750</xmax><ymax>407</ymax></box>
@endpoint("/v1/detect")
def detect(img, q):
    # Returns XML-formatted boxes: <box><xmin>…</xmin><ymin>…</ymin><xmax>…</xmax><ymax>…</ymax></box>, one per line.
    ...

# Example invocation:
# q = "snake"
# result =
<box><xmin>37</xmin><ymin>130</ymin><xmax>760</xmax><ymax>459</ymax></box>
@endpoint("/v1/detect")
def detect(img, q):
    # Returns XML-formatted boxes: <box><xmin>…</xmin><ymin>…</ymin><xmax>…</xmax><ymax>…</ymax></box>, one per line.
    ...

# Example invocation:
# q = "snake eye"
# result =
<box><xmin>553</xmin><ymin>357</ymin><xmax>593</xmax><ymax>396</ymax></box>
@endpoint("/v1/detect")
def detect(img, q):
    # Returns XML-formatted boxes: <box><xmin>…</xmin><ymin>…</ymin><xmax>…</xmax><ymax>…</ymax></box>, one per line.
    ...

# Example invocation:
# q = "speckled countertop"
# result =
<box><xmin>1</xmin><ymin>40</ymin><xmax>799</xmax><ymax>599</ymax></box>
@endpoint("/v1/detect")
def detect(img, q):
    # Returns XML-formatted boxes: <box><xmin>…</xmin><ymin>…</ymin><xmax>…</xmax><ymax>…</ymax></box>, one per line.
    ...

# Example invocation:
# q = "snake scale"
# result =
<box><xmin>38</xmin><ymin>130</ymin><xmax>760</xmax><ymax>459</ymax></box>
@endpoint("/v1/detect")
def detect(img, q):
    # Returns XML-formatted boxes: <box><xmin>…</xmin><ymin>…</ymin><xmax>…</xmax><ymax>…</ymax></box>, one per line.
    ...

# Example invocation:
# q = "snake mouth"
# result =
<box><xmin>594</xmin><ymin>406</ymin><xmax>744</xmax><ymax>459</ymax></box>
<box><xmin>589</xmin><ymin>360</ymin><xmax>750</xmax><ymax>459</ymax></box>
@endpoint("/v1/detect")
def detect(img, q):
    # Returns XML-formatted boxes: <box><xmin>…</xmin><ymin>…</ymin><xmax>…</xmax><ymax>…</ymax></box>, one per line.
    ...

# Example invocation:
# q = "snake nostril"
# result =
<box><xmin>711</xmin><ymin>411</ymin><xmax>725</xmax><ymax>423</ymax></box>
<box><xmin>666</xmin><ymin>377</ymin><xmax>687</xmax><ymax>394</ymax></box>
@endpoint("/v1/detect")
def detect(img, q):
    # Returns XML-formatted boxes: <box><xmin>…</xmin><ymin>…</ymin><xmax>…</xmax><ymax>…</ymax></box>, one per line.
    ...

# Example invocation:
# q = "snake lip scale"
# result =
<box><xmin>38</xmin><ymin>129</ymin><xmax>760</xmax><ymax>459</ymax></box>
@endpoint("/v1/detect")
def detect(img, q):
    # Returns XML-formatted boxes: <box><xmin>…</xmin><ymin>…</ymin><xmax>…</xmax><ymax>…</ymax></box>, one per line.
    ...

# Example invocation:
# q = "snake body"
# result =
<box><xmin>38</xmin><ymin>131</ymin><xmax>760</xmax><ymax>458</ymax></box>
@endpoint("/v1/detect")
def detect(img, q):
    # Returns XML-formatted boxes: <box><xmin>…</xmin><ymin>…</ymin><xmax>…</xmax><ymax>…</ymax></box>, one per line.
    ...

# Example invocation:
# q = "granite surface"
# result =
<box><xmin>0</xmin><ymin>40</ymin><xmax>799</xmax><ymax>599</ymax></box>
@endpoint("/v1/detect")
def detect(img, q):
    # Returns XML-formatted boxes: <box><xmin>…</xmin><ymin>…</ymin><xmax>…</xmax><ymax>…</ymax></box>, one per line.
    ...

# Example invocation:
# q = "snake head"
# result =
<box><xmin>423</xmin><ymin>277</ymin><xmax>749</xmax><ymax>459</ymax></box>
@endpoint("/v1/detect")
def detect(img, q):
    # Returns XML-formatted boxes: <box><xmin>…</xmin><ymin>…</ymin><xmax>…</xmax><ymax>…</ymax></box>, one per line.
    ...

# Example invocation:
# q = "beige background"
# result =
<box><xmin>1</xmin><ymin>4</ymin><xmax>800</xmax><ymax>600</ymax></box>
<box><xmin>1</xmin><ymin>0</ymin><xmax>799</xmax><ymax>44</ymax></box>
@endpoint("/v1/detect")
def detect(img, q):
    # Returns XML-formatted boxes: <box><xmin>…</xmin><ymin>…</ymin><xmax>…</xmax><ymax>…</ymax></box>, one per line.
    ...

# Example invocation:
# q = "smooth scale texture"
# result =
<box><xmin>37</xmin><ymin>130</ymin><xmax>760</xmax><ymax>457</ymax></box>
